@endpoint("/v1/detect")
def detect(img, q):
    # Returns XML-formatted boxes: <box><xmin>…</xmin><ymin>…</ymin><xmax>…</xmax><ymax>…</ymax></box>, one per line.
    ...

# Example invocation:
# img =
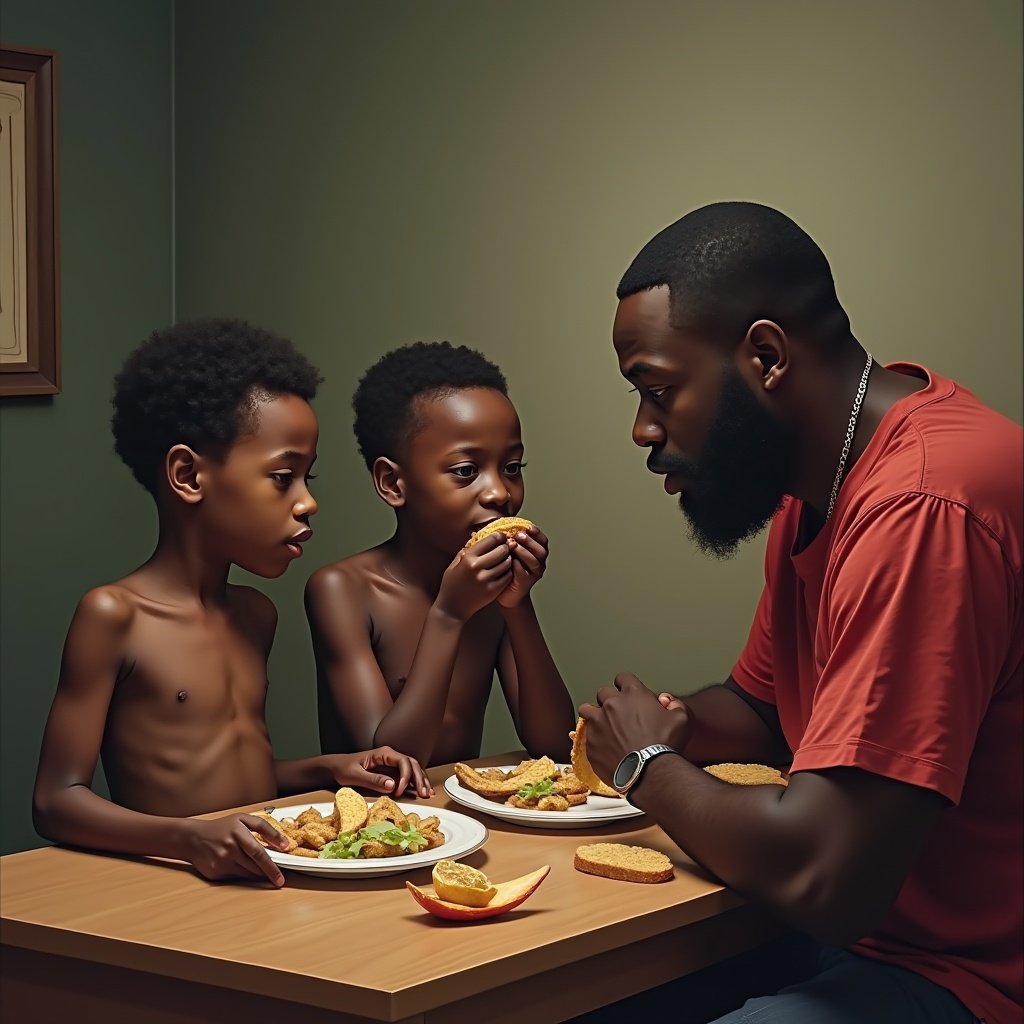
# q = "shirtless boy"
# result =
<box><xmin>305</xmin><ymin>341</ymin><xmax>575</xmax><ymax>767</ymax></box>
<box><xmin>33</xmin><ymin>319</ymin><xmax>430</xmax><ymax>888</ymax></box>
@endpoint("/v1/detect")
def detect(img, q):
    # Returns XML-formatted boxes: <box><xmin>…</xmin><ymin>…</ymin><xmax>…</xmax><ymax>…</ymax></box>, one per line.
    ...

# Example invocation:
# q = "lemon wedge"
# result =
<box><xmin>431</xmin><ymin>859</ymin><xmax>497</xmax><ymax>907</ymax></box>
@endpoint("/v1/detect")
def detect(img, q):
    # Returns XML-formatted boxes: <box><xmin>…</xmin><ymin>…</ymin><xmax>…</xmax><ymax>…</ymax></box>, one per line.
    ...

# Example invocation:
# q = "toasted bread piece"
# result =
<box><xmin>569</xmin><ymin>718</ymin><xmax>620</xmax><ymax>798</ymax></box>
<box><xmin>703</xmin><ymin>763</ymin><xmax>788</xmax><ymax>786</ymax></box>
<box><xmin>455</xmin><ymin>757</ymin><xmax>559</xmax><ymax>797</ymax></box>
<box><xmin>574</xmin><ymin>843</ymin><xmax>674</xmax><ymax>883</ymax></box>
<box><xmin>465</xmin><ymin>516</ymin><xmax>534</xmax><ymax>548</ymax></box>
<box><xmin>332</xmin><ymin>787</ymin><xmax>370</xmax><ymax>834</ymax></box>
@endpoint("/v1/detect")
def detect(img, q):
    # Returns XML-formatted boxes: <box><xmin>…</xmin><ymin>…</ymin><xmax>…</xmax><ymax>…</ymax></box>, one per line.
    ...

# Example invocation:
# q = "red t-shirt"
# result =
<box><xmin>732</xmin><ymin>364</ymin><xmax>1023</xmax><ymax>1024</ymax></box>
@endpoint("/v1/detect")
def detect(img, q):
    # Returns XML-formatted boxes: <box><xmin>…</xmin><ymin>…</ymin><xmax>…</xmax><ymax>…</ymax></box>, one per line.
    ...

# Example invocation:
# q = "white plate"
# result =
<box><xmin>444</xmin><ymin>766</ymin><xmax>645</xmax><ymax>829</ymax></box>
<box><xmin>265</xmin><ymin>801</ymin><xmax>487</xmax><ymax>877</ymax></box>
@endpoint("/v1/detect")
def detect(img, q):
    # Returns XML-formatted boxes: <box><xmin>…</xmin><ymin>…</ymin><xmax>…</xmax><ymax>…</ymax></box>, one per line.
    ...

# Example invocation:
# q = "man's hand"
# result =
<box><xmin>328</xmin><ymin>747</ymin><xmax>433</xmax><ymax>798</ymax></box>
<box><xmin>182</xmin><ymin>814</ymin><xmax>289</xmax><ymax>887</ymax></box>
<box><xmin>579</xmin><ymin>673</ymin><xmax>692</xmax><ymax>782</ymax></box>
<box><xmin>496</xmin><ymin>524</ymin><xmax>549</xmax><ymax>608</ymax></box>
<box><xmin>435</xmin><ymin>534</ymin><xmax>513</xmax><ymax>622</ymax></box>
<box><xmin>658</xmin><ymin>691</ymin><xmax>686</xmax><ymax>712</ymax></box>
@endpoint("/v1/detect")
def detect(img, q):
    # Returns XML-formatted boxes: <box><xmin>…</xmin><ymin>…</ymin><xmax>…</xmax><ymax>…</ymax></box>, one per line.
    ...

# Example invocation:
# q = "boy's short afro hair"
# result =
<box><xmin>352</xmin><ymin>341</ymin><xmax>507</xmax><ymax>470</ymax></box>
<box><xmin>112</xmin><ymin>318</ymin><xmax>322</xmax><ymax>494</ymax></box>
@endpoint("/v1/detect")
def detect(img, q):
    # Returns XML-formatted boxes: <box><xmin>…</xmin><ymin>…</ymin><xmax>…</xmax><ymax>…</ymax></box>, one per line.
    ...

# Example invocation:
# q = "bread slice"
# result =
<box><xmin>466</xmin><ymin>516</ymin><xmax>534</xmax><ymax>548</ymax></box>
<box><xmin>574</xmin><ymin>842</ymin><xmax>674</xmax><ymax>883</ymax></box>
<box><xmin>569</xmin><ymin>718</ymin><xmax>620</xmax><ymax>798</ymax></box>
<box><xmin>703</xmin><ymin>763</ymin><xmax>788</xmax><ymax>786</ymax></box>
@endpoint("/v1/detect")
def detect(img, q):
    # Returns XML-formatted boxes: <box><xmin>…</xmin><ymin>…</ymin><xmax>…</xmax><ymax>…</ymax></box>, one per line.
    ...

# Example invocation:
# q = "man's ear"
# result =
<box><xmin>742</xmin><ymin>319</ymin><xmax>789</xmax><ymax>391</ymax></box>
<box><xmin>165</xmin><ymin>445</ymin><xmax>205</xmax><ymax>504</ymax></box>
<box><xmin>372</xmin><ymin>457</ymin><xmax>406</xmax><ymax>509</ymax></box>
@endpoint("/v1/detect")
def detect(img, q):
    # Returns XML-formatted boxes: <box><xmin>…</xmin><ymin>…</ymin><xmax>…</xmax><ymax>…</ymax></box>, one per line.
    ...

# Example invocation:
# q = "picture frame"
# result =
<box><xmin>1</xmin><ymin>44</ymin><xmax>60</xmax><ymax>397</ymax></box>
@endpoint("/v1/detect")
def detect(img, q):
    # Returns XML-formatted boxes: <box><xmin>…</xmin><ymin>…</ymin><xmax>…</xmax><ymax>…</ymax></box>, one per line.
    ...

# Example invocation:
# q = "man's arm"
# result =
<box><xmin>666</xmin><ymin>677</ymin><xmax>791</xmax><ymax>766</ymax></box>
<box><xmin>581</xmin><ymin>675</ymin><xmax>945</xmax><ymax>945</ymax></box>
<box><xmin>33</xmin><ymin>589</ymin><xmax>288</xmax><ymax>885</ymax></box>
<box><xmin>633</xmin><ymin>754</ymin><xmax>944</xmax><ymax>944</ymax></box>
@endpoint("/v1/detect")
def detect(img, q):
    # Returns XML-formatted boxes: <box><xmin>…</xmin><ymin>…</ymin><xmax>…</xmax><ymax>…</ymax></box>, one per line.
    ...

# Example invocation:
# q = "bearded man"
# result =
<box><xmin>581</xmin><ymin>202</ymin><xmax>1022</xmax><ymax>1024</ymax></box>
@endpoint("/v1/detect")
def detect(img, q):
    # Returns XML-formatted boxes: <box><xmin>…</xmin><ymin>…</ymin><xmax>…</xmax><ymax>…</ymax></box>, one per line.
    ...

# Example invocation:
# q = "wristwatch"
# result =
<box><xmin>612</xmin><ymin>744</ymin><xmax>677</xmax><ymax>795</ymax></box>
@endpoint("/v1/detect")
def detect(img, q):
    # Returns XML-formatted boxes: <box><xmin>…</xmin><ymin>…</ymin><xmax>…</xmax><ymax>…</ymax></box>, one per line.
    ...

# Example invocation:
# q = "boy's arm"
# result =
<box><xmin>273</xmin><ymin>748</ymin><xmax>432</xmax><ymax>798</ymax></box>
<box><xmin>33</xmin><ymin>588</ymin><xmax>290</xmax><ymax>886</ymax></box>
<box><xmin>305</xmin><ymin>564</ymin><xmax>465</xmax><ymax>766</ymax></box>
<box><xmin>305</xmin><ymin>539</ymin><xmax>514</xmax><ymax>766</ymax></box>
<box><xmin>494</xmin><ymin>526</ymin><xmax>576</xmax><ymax>758</ymax></box>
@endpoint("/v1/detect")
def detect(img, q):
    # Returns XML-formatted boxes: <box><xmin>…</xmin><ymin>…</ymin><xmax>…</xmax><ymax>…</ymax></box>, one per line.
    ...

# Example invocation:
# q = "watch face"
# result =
<box><xmin>613</xmin><ymin>751</ymin><xmax>641</xmax><ymax>790</ymax></box>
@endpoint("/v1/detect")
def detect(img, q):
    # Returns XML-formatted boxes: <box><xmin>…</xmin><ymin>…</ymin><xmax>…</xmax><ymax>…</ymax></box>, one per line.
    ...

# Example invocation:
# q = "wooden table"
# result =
<box><xmin>0</xmin><ymin>754</ymin><xmax>784</xmax><ymax>1023</ymax></box>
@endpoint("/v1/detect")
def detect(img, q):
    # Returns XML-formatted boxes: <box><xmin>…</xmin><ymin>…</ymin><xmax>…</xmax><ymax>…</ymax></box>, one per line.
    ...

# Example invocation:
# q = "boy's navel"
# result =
<box><xmin>176</xmin><ymin>690</ymin><xmax>188</xmax><ymax>702</ymax></box>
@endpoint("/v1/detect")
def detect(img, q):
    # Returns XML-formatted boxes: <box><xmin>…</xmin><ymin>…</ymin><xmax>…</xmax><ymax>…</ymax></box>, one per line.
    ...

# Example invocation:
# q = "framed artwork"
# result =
<box><xmin>1</xmin><ymin>45</ymin><xmax>60</xmax><ymax>396</ymax></box>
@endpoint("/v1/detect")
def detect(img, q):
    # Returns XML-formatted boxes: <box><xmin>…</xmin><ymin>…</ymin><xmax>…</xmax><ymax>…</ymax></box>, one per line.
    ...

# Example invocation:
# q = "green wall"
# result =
<box><xmin>173</xmin><ymin>0</ymin><xmax>1023</xmax><ymax>768</ymax></box>
<box><xmin>0</xmin><ymin>0</ymin><xmax>172</xmax><ymax>853</ymax></box>
<box><xmin>1</xmin><ymin>0</ymin><xmax>1020</xmax><ymax>856</ymax></box>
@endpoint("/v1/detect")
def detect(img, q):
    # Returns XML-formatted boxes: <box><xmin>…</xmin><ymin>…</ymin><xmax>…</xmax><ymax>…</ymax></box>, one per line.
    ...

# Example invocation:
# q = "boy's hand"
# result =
<box><xmin>496</xmin><ymin>524</ymin><xmax>548</xmax><ymax>608</ymax></box>
<box><xmin>330</xmin><ymin>747</ymin><xmax>434</xmax><ymax>798</ymax></box>
<box><xmin>435</xmin><ymin>534</ymin><xmax>513</xmax><ymax>622</ymax></box>
<box><xmin>182</xmin><ymin>814</ymin><xmax>288</xmax><ymax>887</ymax></box>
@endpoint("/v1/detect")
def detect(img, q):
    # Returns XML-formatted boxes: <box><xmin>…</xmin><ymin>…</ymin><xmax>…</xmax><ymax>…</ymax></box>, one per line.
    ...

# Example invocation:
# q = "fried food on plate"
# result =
<box><xmin>367</xmin><ymin>795</ymin><xmax>408</xmax><ymax>829</ymax></box>
<box><xmin>250</xmin><ymin>790</ymin><xmax>445</xmax><ymax>860</ymax></box>
<box><xmin>454</xmin><ymin>756</ymin><xmax>559</xmax><ymax>797</ymax></box>
<box><xmin>332</xmin><ymin>787</ymin><xmax>371</xmax><ymax>833</ymax></box>
<box><xmin>250</xmin><ymin>812</ymin><xmax>298</xmax><ymax>852</ymax></box>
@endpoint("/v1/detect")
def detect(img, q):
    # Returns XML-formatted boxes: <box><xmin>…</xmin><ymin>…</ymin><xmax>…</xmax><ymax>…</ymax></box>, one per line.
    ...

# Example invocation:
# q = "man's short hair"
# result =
<box><xmin>112</xmin><ymin>318</ymin><xmax>322</xmax><ymax>494</ymax></box>
<box><xmin>352</xmin><ymin>341</ymin><xmax>507</xmax><ymax>470</ymax></box>
<box><xmin>617</xmin><ymin>202</ymin><xmax>851</xmax><ymax>346</ymax></box>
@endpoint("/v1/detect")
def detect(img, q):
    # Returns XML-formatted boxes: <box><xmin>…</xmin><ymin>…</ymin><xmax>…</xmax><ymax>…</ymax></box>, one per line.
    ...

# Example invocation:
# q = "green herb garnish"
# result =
<box><xmin>516</xmin><ymin>778</ymin><xmax>556</xmax><ymax>800</ymax></box>
<box><xmin>318</xmin><ymin>821</ymin><xmax>429</xmax><ymax>859</ymax></box>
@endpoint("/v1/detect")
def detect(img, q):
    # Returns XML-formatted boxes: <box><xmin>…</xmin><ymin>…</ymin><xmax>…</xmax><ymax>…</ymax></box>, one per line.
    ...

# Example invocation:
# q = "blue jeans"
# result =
<box><xmin>565</xmin><ymin>938</ymin><xmax>979</xmax><ymax>1024</ymax></box>
<box><xmin>709</xmin><ymin>946</ymin><xmax>979</xmax><ymax>1024</ymax></box>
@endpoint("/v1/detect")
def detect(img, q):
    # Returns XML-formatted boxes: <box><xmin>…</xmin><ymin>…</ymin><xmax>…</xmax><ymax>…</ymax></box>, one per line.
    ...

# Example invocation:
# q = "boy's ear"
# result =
<box><xmin>372</xmin><ymin>457</ymin><xmax>406</xmax><ymax>509</ymax></box>
<box><xmin>165</xmin><ymin>445</ymin><xmax>205</xmax><ymax>504</ymax></box>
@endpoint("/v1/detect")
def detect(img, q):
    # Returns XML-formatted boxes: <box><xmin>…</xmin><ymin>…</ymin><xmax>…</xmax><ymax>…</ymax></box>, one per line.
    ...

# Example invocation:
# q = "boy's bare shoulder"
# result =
<box><xmin>74</xmin><ymin>582</ymin><xmax>143</xmax><ymax>631</ymax></box>
<box><xmin>306</xmin><ymin>548</ymin><xmax>385</xmax><ymax>603</ymax></box>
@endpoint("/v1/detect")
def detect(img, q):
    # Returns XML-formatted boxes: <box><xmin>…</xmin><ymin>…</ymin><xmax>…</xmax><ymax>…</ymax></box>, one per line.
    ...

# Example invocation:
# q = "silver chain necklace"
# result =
<box><xmin>825</xmin><ymin>352</ymin><xmax>873</xmax><ymax>521</ymax></box>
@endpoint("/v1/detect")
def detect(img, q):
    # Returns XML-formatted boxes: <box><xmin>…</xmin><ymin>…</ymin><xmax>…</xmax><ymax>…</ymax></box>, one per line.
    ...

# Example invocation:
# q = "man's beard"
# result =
<box><xmin>648</xmin><ymin>367</ymin><xmax>797</xmax><ymax>559</ymax></box>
